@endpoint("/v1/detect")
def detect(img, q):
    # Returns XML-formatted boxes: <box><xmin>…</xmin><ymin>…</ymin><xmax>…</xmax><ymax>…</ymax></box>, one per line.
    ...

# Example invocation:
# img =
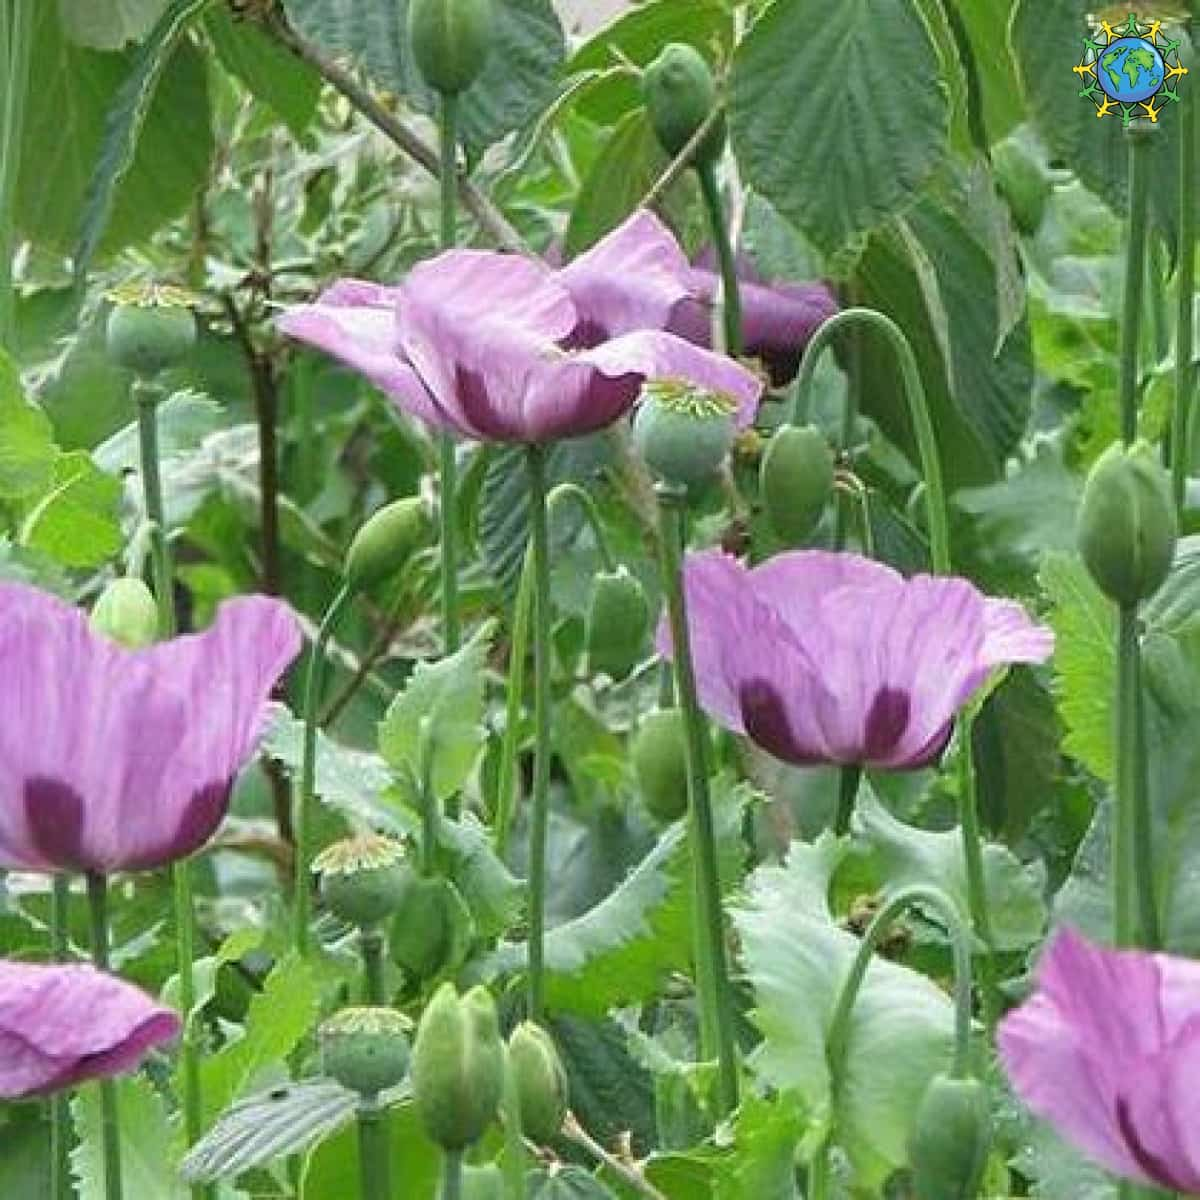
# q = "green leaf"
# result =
<box><xmin>942</xmin><ymin>0</ymin><xmax>1023</xmax><ymax>144</ymax></box>
<box><xmin>20</xmin><ymin>451</ymin><xmax>123</xmax><ymax>569</ymax></box>
<box><xmin>854</xmin><ymin>788</ymin><xmax>1047</xmax><ymax>952</ymax></box>
<box><xmin>57</xmin><ymin>0</ymin><xmax>171</xmax><ymax>49</ymax></box>
<box><xmin>71</xmin><ymin>1075</ymin><xmax>186</xmax><ymax>1199</ymax></box>
<box><xmin>529</xmin><ymin>1167</ymin><xmax>617</xmax><ymax>1198</ymax></box>
<box><xmin>438</xmin><ymin>814</ymin><xmax>523</xmax><ymax>939</ymax></box>
<box><xmin>378</xmin><ymin>621</ymin><xmax>495</xmax><ymax>803</ymax></box>
<box><xmin>93</xmin><ymin>390</ymin><xmax>224</xmax><ymax>475</ymax></box>
<box><xmin>733</xmin><ymin>835</ymin><xmax>955</xmax><ymax>1191</ymax></box>
<box><xmin>0</xmin><ymin>349</ymin><xmax>56</xmax><ymax>499</ymax></box>
<box><xmin>730</xmin><ymin>0</ymin><xmax>951</xmax><ymax>254</ymax></box>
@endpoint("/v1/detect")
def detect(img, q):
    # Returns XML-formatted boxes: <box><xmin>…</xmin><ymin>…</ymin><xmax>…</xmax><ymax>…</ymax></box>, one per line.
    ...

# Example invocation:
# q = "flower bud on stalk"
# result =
<box><xmin>407</xmin><ymin>0</ymin><xmax>494</xmax><ymax>95</ymax></box>
<box><xmin>1077</xmin><ymin>439</ymin><xmax>1177</xmax><ymax>606</ymax></box>
<box><xmin>643</xmin><ymin>43</ymin><xmax>726</xmax><ymax>168</ymax></box>
<box><xmin>343</xmin><ymin>497</ymin><xmax>432</xmax><ymax>594</ymax></box>
<box><xmin>907</xmin><ymin>1073</ymin><xmax>992</xmax><ymax>1200</ymax></box>
<box><xmin>314</xmin><ymin>834</ymin><xmax>408</xmax><ymax>928</ymax></box>
<box><xmin>105</xmin><ymin>284</ymin><xmax>196</xmax><ymax>378</ymax></box>
<box><xmin>759</xmin><ymin>424</ymin><xmax>835</xmax><ymax>545</ymax></box>
<box><xmin>320</xmin><ymin>1006</ymin><xmax>412</xmax><ymax>1099</ymax></box>
<box><xmin>586</xmin><ymin>566</ymin><xmax>650</xmax><ymax>681</ymax></box>
<box><xmin>507</xmin><ymin>1022</ymin><xmax>569</xmax><ymax>1143</ymax></box>
<box><xmin>89</xmin><ymin>577</ymin><xmax>159</xmax><ymax>648</ymax></box>
<box><xmin>631</xmin><ymin>707</ymin><xmax>690</xmax><ymax>823</ymax></box>
<box><xmin>632</xmin><ymin>380</ymin><xmax>738</xmax><ymax>488</ymax></box>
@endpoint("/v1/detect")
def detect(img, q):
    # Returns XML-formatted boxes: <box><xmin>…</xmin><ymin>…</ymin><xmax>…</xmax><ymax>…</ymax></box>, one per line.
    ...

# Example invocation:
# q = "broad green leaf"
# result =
<box><xmin>730</xmin><ymin>0</ymin><xmax>950</xmax><ymax>254</ymax></box>
<box><xmin>0</xmin><ymin>350</ymin><xmax>56</xmax><ymax>499</ymax></box>
<box><xmin>941</xmin><ymin>0</ymin><xmax>1023</xmax><ymax>144</ymax></box>
<box><xmin>57</xmin><ymin>0</ymin><xmax>171</xmax><ymax>49</ymax></box>
<box><xmin>71</xmin><ymin>1075</ymin><xmax>186</xmax><ymax>1199</ymax></box>
<box><xmin>734</xmin><ymin>835</ymin><xmax>955</xmax><ymax>1191</ymax></box>
<box><xmin>378</xmin><ymin>621</ymin><xmax>495</xmax><ymax>803</ymax></box>
<box><xmin>529</xmin><ymin>1167</ymin><xmax>617</xmax><ymax>1198</ymax></box>
<box><xmin>437</xmin><ymin>814</ymin><xmax>523</xmax><ymax>939</ymax></box>
<box><xmin>93</xmin><ymin>390</ymin><xmax>225</xmax><ymax>474</ymax></box>
<box><xmin>854</xmin><ymin>789</ymin><xmax>1047</xmax><ymax>952</ymax></box>
<box><xmin>20</xmin><ymin>451</ymin><xmax>123</xmax><ymax>569</ymax></box>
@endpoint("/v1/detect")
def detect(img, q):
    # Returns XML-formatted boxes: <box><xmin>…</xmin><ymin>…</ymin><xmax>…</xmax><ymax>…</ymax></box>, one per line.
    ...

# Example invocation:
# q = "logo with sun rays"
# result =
<box><xmin>1074</xmin><ymin>12</ymin><xmax>1188</xmax><ymax>125</ymax></box>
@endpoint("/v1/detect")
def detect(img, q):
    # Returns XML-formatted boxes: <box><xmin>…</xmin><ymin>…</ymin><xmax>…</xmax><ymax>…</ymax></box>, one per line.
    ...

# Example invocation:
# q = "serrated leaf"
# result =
<box><xmin>438</xmin><ymin>814</ymin><xmax>523</xmax><ymax>938</ymax></box>
<box><xmin>378</xmin><ymin>621</ymin><xmax>495</xmax><ymax>803</ymax></box>
<box><xmin>20</xmin><ymin>450</ymin><xmax>123</xmax><ymax>568</ymax></box>
<box><xmin>163</xmin><ymin>926</ymin><xmax>263</xmax><ymax>1023</ymax></box>
<box><xmin>57</xmin><ymin>0</ymin><xmax>171</xmax><ymax>49</ymax></box>
<box><xmin>181</xmin><ymin>1080</ymin><xmax>357</xmax><ymax>1183</ymax></box>
<box><xmin>93</xmin><ymin>390</ymin><xmax>225</xmax><ymax>475</ymax></box>
<box><xmin>0</xmin><ymin>349</ymin><xmax>56</xmax><ymax>499</ymax></box>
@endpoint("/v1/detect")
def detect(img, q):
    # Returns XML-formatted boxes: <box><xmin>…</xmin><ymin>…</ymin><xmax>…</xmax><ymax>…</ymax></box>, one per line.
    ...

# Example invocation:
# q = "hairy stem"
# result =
<box><xmin>86</xmin><ymin>874</ymin><xmax>123</xmax><ymax>1200</ymax></box>
<box><xmin>696</xmin><ymin>161</ymin><xmax>742</xmax><ymax>356</ymax></box>
<box><xmin>50</xmin><ymin>875</ymin><xmax>71</xmax><ymax>1200</ymax></box>
<box><xmin>356</xmin><ymin>1100</ymin><xmax>391</xmax><ymax>1200</ymax></box>
<box><xmin>958</xmin><ymin>716</ymin><xmax>999</xmax><ymax>1031</ymax></box>
<box><xmin>0</xmin><ymin>0</ymin><xmax>32</xmax><ymax>349</ymax></box>
<box><xmin>360</xmin><ymin>928</ymin><xmax>386</xmax><ymax>1006</ymax></box>
<box><xmin>441</xmin><ymin>1148</ymin><xmax>464</xmax><ymax>1200</ymax></box>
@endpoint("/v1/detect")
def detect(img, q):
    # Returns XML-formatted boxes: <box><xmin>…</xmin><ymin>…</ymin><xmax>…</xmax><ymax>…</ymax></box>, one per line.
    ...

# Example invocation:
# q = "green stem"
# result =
<box><xmin>545</xmin><ymin>482</ymin><xmax>617</xmax><ymax>571</ymax></box>
<box><xmin>295</xmin><ymin>584</ymin><xmax>353</xmax><ymax>957</ymax></box>
<box><xmin>789</xmin><ymin>308</ymin><xmax>949</xmax><ymax>574</ymax></box>
<box><xmin>419</xmin><ymin>716</ymin><xmax>440</xmax><ymax>877</ymax></box>
<box><xmin>526</xmin><ymin>445</ymin><xmax>553</xmax><ymax>1022</ymax></box>
<box><xmin>1173</xmin><ymin>74</ymin><xmax>1196</xmax><ymax>512</ymax></box>
<box><xmin>86</xmin><ymin>874</ymin><xmax>123</xmax><ymax>1200</ymax></box>
<box><xmin>360</xmin><ymin>928</ymin><xmax>386</xmax><ymax>1006</ymax></box>
<box><xmin>1120</xmin><ymin>123</ymin><xmax>1155</xmax><ymax>445</ymax></box>
<box><xmin>834</xmin><ymin>765</ymin><xmax>861</xmax><ymax>837</ymax></box>
<box><xmin>655</xmin><ymin>482</ymin><xmax>739</xmax><ymax>1117</ymax></box>
<box><xmin>0</xmin><ymin>0</ymin><xmax>32</xmax><ymax>350</ymax></box>
<box><xmin>1132</xmin><ymin>628</ymin><xmax>1158</xmax><ymax>950</ymax></box>
<box><xmin>696</xmin><ymin>161</ymin><xmax>742</xmax><ymax>356</ymax></box>
<box><xmin>356</xmin><ymin>1100</ymin><xmax>391</xmax><ymax>1200</ymax></box>
<box><xmin>50</xmin><ymin>875</ymin><xmax>70</xmax><ymax>1200</ymax></box>
<box><xmin>833</xmin><ymin>287</ymin><xmax>863</xmax><ymax>550</ymax></box>
<box><xmin>441</xmin><ymin>1148</ymin><xmax>464</xmax><ymax>1200</ymax></box>
<box><xmin>135</xmin><ymin>381</ymin><xmax>176</xmax><ymax>638</ymax></box>
<box><xmin>809</xmin><ymin>884</ymin><xmax>974</xmax><ymax>1200</ymax></box>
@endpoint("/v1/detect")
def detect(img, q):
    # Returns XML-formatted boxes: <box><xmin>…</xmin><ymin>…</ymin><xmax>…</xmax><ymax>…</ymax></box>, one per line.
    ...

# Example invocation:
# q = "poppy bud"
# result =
<box><xmin>632</xmin><ymin>707</ymin><xmax>689</xmax><ymax>823</ymax></box>
<box><xmin>105</xmin><ymin>286</ymin><xmax>196</xmax><ymax>377</ymax></box>
<box><xmin>407</xmin><ymin>0</ymin><xmax>494</xmax><ymax>96</ymax></box>
<box><xmin>411</xmin><ymin>982</ymin><xmax>504</xmax><ymax>1151</ymax></box>
<box><xmin>507</xmin><ymin>1021</ymin><xmax>569</xmax><ymax>1142</ymax></box>
<box><xmin>314</xmin><ymin>834</ymin><xmax>407</xmax><ymax>929</ymax></box>
<box><xmin>320</xmin><ymin>1006</ymin><xmax>412</xmax><ymax>1099</ymax></box>
<box><xmin>89</xmin><ymin>577</ymin><xmax>159</xmax><ymax>648</ymax></box>
<box><xmin>759</xmin><ymin>424</ymin><xmax>835</xmax><ymax>545</ymax></box>
<box><xmin>343</xmin><ymin>497</ymin><xmax>431</xmax><ymax>594</ymax></box>
<box><xmin>642</xmin><ymin>43</ymin><xmax>726</xmax><ymax>168</ymax></box>
<box><xmin>389</xmin><ymin>872</ymin><xmax>474</xmax><ymax>981</ymax></box>
<box><xmin>908</xmin><ymin>1073</ymin><xmax>992</xmax><ymax>1200</ymax></box>
<box><xmin>1077</xmin><ymin>440</ymin><xmax>1177</xmax><ymax>606</ymax></box>
<box><xmin>632</xmin><ymin>380</ymin><xmax>738</xmax><ymax>488</ymax></box>
<box><xmin>586</xmin><ymin>566</ymin><xmax>650</xmax><ymax>681</ymax></box>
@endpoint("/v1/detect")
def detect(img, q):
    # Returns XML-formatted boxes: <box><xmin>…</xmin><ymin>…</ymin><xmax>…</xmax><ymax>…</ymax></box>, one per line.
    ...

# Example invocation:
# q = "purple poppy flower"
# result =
<box><xmin>278</xmin><ymin>212</ymin><xmax>762</xmax><ymax>444</ymax></box>
<box><xmin>0</xmin><ymin>961</ymin><xmax>180</xmax><ymax>1098</ymax></box>
<box><xmin>0</xmin><ymin>584</ymin><xmax>302</xmax><ymax>874</ymax></box>
<box><xmin>656</xmin><ymin>550</ymin><xmax>1053</xmax><ymax>769</ymax></box>
<box><xmin>1000</xmin><ymin>927</ymin><xmax>1200</xmax><ymax>1192</ymax></box>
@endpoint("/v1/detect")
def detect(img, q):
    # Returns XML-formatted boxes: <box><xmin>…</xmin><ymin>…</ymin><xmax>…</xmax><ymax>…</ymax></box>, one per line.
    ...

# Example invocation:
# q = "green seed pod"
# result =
<box><xmin>632</xmin><ymin>381</ymin><xmax>738</xmax><ymax>488</ymax></box>
<box><xmin>411</xmin><ymin>982</ymin><xmax>505</xmax><ymax>1151</ymax></box>
<box><xmin>507</xmin><ymin>1022</ymin><xmax>569</xmax><ymax>1143</ymax></box>
<box><xmin>642</xmin><ymin>43</ymin><xmax>726</xmax><ymax>168</ymax></box>
<box><xmin>908</xmin><ymin>1073</ymin><xmax>992</xmax><ymax>1200</ymax></box>
<box><xmin>759</xmin><ymin>424</ymin><xmax>835</xmax><ymax>545</ymax></box>
<box><xmin>586</xmin><ymin>566</ymin><xmax>650</xmax><ymax>681</ymax></box>
<box><xmin>344</xmin><ymin>497</ymin><xmax>431</xmax><ymax>594</ymax></box>
<box><xmin>407</xmin><ymin>0</ymin><xmax>494</xmax><ymax>95</ymax></box>
<box><xmin>320</xmin><ymin>1006</ymin><xmax>412</xmax><ymax>1099</ymax></box>
<box><xmin>992</xmin><ymin>138</ymin><xmax>1050</xmax><ymax>236</ymax></box>
<box><xmin>89</xmin><ymin>577</ymin><xmax>159</xmax><ymax>648</ymax></box>
<box><xmin>314</xmin><ymin>834</ymin><xmax>408</xmax><ymax>928</ymax></box>
<box><xmin>389</xmin><ymin>871</ymin><xmax>474</xmax><ymax>981</ymax></box>
<box><xmin>632</xmin><ymin>708</ymin><xmax>689</xmax><ymax>823</ymax></box>
<box><xmin>1077</xmin><ymin>439</ymin><xmax>1177</xmax><ymax>606</ymax></box>
<box><xmin>105</xmin><ymin>284</ymin><xmax>196</xmax><ymax>377</ymax></box>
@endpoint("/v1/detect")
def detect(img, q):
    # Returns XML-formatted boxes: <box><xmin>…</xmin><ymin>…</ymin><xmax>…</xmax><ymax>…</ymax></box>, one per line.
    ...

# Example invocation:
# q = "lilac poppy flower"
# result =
<box><xmin>0</xmin><ymin>584</ymin><xmax>302</xmax><ymax>874</ymax></box>
<box><xmin>1000</xmin><ymin>927</ymin><xmax>1200</xmax><ymax>1192</ymax></box>
<box><xmin>656</xmin><ymin>550</ymin><xmax>1053</xmax><ymax>769</ymax></box>
<box><xmin>278</xmin><ymin>212</ymin><xmax>762</xmax><ymax>444</ymax></box>
<box><xmin>0</xmin><ymin>961</ymin><xmax>180</xmax><ymax>1098</ymax></box>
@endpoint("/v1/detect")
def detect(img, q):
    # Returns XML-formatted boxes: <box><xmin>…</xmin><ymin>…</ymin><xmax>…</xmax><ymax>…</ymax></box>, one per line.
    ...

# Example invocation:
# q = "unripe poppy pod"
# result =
<box><xmin>759</xmin><ymin>423</ymin><xmax>835</xmax><ymax>545</ymax></box>
<box><xmin>320</xmin><ymin>1007</ymin><xmax>412</xmax><ymax>1099</ymax></box>
<box><xmin>908</xmin><ymin>1073</ymin><xmax>992</xmax><ymax>1200</ymax></box>
<box><xmin>314</xmin><ymin>834</ymin><xmax>408</xmax><ymax>928</ymax></box>
<box><xmin>407</xmin><ymin>0</ymin><xmax>494</xmax><ymax>95</ymax></box>
<box><xmin>105</xmin><ymin>286</ymin><xmax>196</xmax><ymax>377</ymax></box>
<box><xmin>643</xmin><ymin>43</ymin><xmax>726</xmax><ymax>167</ymax></box>
<box><xmin>632</xmin><ymin>381</ymin><xmax>737</xmax><ymax>488</ymax></box>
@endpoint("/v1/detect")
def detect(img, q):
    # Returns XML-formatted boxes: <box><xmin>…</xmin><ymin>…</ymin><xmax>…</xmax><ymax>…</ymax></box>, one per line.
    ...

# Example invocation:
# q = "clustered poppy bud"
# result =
<box><xmin>507</xmin><ymin>1021</ymin><xmax>569</xmax><ymax>1143</ymax></box>
<box><xmin>411</xmin><ymin>982</ymin><xmax>504</xmax><ymax>1151</ymax></box>
<box><xmin>389</xmin><ymin>872</ymin><xmax>474</xmax><ymax>982</ymax></box>
<box><xmin>759</xmin><ymin>424</ymin><xmax>835</xmax><ymax>545</ymax></box>
<box><xmin>631</xmin><ymin>707</ymin><xmax>690</xmax><ymax>823</ymax></box>
<box><xmin>343</xmin><ymin>497</ymin><xmax>432</xmax><ymax>594</ymax></box>
<box><xmin>320</xmin><ymin>1006</ymin><xmax>412</xmax><ymax>1099</ymax></box>
<box><xmin>1077</xmin><ymin>439</ymin><xmax>1177</xmax><ymax>607</ymax></box>
<box><xmin>105</xmin><ymin>284</ymin><xmax>196</xmax><ymax>378</ymax></box>
<box><xmin>586</xmin><ymin>566</ymin><xmax>650</xmax><ymax>681</ymax></box>
<box><xmin>314</xmin><ymin>834</ymin><xmax>408</xmax><ymax>929</ymax></box>
<box><xmin>632</xmin><ymin>380</ymin><xmax>738</xmax><ymax>488</ymax></box>
<box><xmin>407</xmin><ymin>0</ymin><xmax>494</xmax><ymax>95</ymax></box>
<box><xmin>907</xmin><ymin>1073</ymin><xmax>992</xmax><ymax>1200</ymax></box>
<box><xmin>89</xmin><ymin>577</ymin><xmax>159</xmax><ymax>648</ymax></box>
<box><xmin>642</xmin><ymin>42</ymin><xmax>726</xmax><ymax>168</ymax></box>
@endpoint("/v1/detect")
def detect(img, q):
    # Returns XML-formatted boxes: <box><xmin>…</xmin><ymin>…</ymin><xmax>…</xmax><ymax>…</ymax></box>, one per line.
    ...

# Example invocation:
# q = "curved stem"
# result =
<box><xmin>1174</xmin><ymin>73</ymin><xmax>1196</xmax><ymax>512</ymax></box>
<box><xmin>833</xmin><ymin>286</ymin><xmax>863</xmax><ymax>549</ymax></box>
<box><xmin>788</xmin><ymin>308</ymin><xmax>950</xmax><ymax>575</ymax></box>
<box><xmin>834</xmin><ymin>765</ymin><xmax>861</xmax><ymax>837</ymax></box>
<box><xmin>441</xmin><ymin>1147</ymin><xmax>464</xmax><ymax>1200</ymax></box>
<box><xmin>655</xmin><ymin>482</ymin><xmax>739</xmax><ymax>1117</ymax></box>
<box><xmin>438</xmin><ymin>91</ymin><xmax>461</xmax><ymax>657</ymax></box>
<box><xmin>50</xmin><ymin>875</ymin><xmax>71</xmax><ymax>1200</ymax></box>
<box><xmin>360</xmin><ymin>928</ymin><xmax>386</xmax><ymax>1006</ymax></box>
<box><xmin>86</xmin><ymin>874</ymin><xmax>122</xmax><ymax>1200</ymax></box>
<box><xmin>696</xmin><ymin>161</ymin><xmax>742</xmax><ymax>356</ymax></box>
<box><xmin>957</xmin><ymin>716</ymin><xmax>999</xmax><ymax>1031</ymax></box>
<box><xmin>1120</xmin><ymin>125</ymin><xmax>1154</xmax><ymax>445</ymax></box>
<box><xmin>545</xmin><ymin>483</ymin><xmax>617</xmax><ymax>572</ymax></box>
<box><xmin>295</xmin><ymin>585</ymin><xmax>353</xmax><ymax>957</ymax></box>
<box><xmin>526</xmin><ymin>445</ymin><xmax>552</xmax><ymax>1022</ymax></box>
<box><xmin>356</xmin><ymin>1099</ymin><xmax>391</xmax><ymax>1200</ymax></box>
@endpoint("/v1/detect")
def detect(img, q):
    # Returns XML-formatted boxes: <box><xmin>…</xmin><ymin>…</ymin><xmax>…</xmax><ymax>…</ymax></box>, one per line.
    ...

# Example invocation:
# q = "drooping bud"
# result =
<box><xmin>411</xmin><ymin>982</ymin><xmax>505</xmax><ymax>1151</ymax></box>
<box><xmin>586</xmin><ymin>566</ymin><xmax>650</xmax><ymax>681</ymax></box>
<box><xmin>314</xmin><ymin>834</ymin><xmax>408</xmax><ymax>929</ymax></box>
<box><xmin>642</xmin><ymin>43</ymin><xmax>726</xmax><ymax>168</ymax></box>
<box><xmin>759</xmin><ymin>424</ymin><xmax>835</xmax><ymax>545</ymax></box>
<box><xmin>343</xmin><ymin>497</ymin><xmax>432</xmax><ymax>594</ymax></box>
<box><xmin>908</xmin><ymin>1073</ymin><xmax>992</xmax><ymax>1200</ymax></box>
<box><xmin>389</xmin><ymin>872</ymin><xmax>474</xmax><ymax>982</ymax></box>
<box><xmin>631</xmin><ymin>707</ymin><xmax>689</xmax><ymax>823</ymax></box>
<box><xmin>632</xmin><ymin>380</ymin><xmax>738</xmax><ymax>488</ymax></box>
<box><xmin>1077</xmin><ymin>439</ymin><xmax>1177</xmax><ymax>606</ymax></box>
<box><xmin>507</xmin><ymin>1022</ymin><xmax>569</xmax><ymax>1143</ymax></box>
<box><xmin>89</xmin><ymin>577</ymin><xmax>159</xmax><ymax>648</ymax></box>
<box><xmin>407</xmin><ymin>0</ymin><xmax>494</xmax><ymax>95</ymax></box>
<box><xmin>320</xmin><ymin>1006</ymin><xmax>412</xmax><ymax>1099</ymax></box>
<box><xmin>105</xmin><ymin>283</ymin><xmax>196</xmax><ymax>377</ymax></box>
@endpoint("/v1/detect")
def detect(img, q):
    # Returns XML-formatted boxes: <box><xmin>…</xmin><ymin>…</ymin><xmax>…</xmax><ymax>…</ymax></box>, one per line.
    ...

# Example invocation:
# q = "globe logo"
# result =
<box><xmin>1073</xmin><ymin>13</ymin><xmax>1188</xmax><ymax>126</ymax></box>
<box><xmin>1096</xmin><ymin>37</ymin><xmax>1164</xmax><ymax>104</ymax></box>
